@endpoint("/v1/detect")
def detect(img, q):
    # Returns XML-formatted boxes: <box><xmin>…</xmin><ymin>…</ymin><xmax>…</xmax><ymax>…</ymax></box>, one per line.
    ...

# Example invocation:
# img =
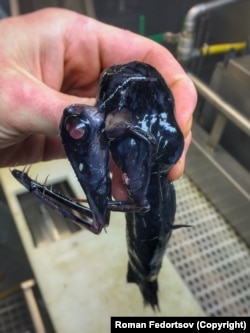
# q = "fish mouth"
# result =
<box><xmin>84</xmin><ymin>180</ymin><xmax>111</xmax><ymax>230</ymax></box>
<box><xmin>110</xmin><ymin>128</ymin><xmax>154</xmax><ymax>210</ymax></box>
<box><xmin>121</xmin><ymin>172</ymin><xmax>150</xmax><ymax>210</ymax></box>
<box><xmin>109</xmin><ymin>137</ymin><xmax>153</xmax><ymax>211</ymax></box>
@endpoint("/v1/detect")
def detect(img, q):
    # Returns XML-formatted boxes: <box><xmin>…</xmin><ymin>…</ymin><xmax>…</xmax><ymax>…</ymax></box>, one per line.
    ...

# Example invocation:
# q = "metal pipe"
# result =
<box><xmin>21</xmin><ymin>280</ymin><xmax>46</xmax><ymax>333</ymax></box>
<box><xmin>177</xmin><ymin>0</ymin><xmax>243</xmax><ymax>64</ymax></box>
<box><xmin>84</xmin><ymin>0</ymin><xmax>96</xmax><ymax>18</ymax></box>
<box><xmin>208</xmin><ymin>113</ymin><xmax>227</xmax><ymax>148</ymax></box>
<box><xmin>9</xmin><ymin>0</ymin><xmax>20</xmax><ymax>16</ymax></box>
<box><xmin>184</xmin><ymin>0</ymin><xmax>239</xmax><ymax>32</ymax></box>
<box><xmin>188</xmin><ymin>73</ymin><xmax>250</xmax><ymax>136</ymax></box>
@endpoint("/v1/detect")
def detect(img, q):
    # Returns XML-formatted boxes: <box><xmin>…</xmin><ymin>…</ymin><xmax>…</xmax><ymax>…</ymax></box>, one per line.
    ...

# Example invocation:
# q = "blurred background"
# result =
<box><xmin>0</xmin><ymin>1</ymin><xmax>249</xmax><ymax>332</ymax></box>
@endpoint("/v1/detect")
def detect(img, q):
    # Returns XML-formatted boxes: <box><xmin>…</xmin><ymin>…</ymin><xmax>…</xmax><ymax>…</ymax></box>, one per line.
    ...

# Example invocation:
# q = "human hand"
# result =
<box><xmin>0</xmin><ymin>8</ymin><xmax>196</xmax><ymax>199</ymax></box>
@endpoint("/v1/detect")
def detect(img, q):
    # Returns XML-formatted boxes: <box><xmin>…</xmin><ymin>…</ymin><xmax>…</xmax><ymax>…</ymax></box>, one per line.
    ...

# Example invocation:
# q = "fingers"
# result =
<box><xmin>0</xmin><ymin>135</ymin><xmax>65</xmax><ymax>167</ymax></box>
<box><xmin>167</xmin><ymin>76</ymin><xmax>196</xmax><ymax>180</ymax></box>
<box><xmin>169</xmin><ymin>75</ymin><xmax>197</xmax><ymax>138</ymax></box>
<box><xmin>168</xmin><ymin>131</ymin><xmax>192</xmax><ymax>181</ymax></box>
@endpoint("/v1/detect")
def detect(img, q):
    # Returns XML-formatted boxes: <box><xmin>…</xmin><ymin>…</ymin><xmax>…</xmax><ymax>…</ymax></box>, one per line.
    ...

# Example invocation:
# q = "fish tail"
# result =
<box><xmin>127</xmin><ymin>262</ymin><xmax>159</xmax><ymax>311</ymax></box>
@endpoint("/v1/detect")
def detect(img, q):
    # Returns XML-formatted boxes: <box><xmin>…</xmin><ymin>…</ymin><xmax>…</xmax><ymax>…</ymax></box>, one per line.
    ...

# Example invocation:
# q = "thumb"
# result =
<box><xmin>31</xmin><ymin>88</ymin><xmax>96</xmax><ymax>136</ymax></box>
<box><xmin>3</xmin><ymin>75</ymin><xmax>96</xmax><ymax>141</ymax></box>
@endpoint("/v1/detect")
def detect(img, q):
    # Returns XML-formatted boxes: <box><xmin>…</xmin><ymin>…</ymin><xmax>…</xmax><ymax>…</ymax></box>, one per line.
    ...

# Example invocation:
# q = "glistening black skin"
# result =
<box><xmin>97</xmin><ymin>62</ymin><xmax>184</xmax><ymax>310</ymax></box>
<box><xmin>59</xmin><ymin>104</ymin><xmax>111</xmax><ymax>234</ymax></box>
<box><xmin>11</xmin><ymin>61</ymin><xmax>184</xmax><ymax>310</ymax></box>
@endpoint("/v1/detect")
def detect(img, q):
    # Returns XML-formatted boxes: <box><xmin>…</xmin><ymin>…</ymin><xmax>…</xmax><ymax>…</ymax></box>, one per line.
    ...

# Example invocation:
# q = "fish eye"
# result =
<box><xmin>65</xmin><ymin>116</ymin><xmax>90</xmax><ymax>140</ymax></box>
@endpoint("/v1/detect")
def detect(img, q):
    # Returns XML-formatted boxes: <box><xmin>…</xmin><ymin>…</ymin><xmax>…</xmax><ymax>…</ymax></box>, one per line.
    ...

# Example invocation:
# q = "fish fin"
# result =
<box><xmin>141</xmin><ymin>279</ymin><xmax>159</xmax><ymax>311</ymax></box>
<box><xmin>127</xmin><ymin>262</ymin><xmax>136</xmax><ymax>283</ymax></box>
<box><xmin>127</xmin><ymin>263</ymin><xmax>159</xmax><ymax>311</ymax></box>
<box><xmin>172</xmin><ymin>224</ymin><xmax>192</xmax><ymax>229</ymax></box>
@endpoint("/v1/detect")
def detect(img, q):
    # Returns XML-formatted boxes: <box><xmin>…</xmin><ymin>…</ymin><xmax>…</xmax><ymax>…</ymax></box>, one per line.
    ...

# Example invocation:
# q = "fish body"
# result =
<box><xmin>126</xmin><ymin>174</ymin><xmax>176</xmax><ymax>309</ymax></box>
<box><xmin>97</xmin><ymin>62</ymin><xmax>184</xmax><ymax>309</ymax></box>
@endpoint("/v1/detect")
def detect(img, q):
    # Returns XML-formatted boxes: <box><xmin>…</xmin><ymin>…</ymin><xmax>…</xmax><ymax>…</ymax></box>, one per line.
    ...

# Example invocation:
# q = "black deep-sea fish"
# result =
<box><xmin>11</xmin><ymin>61</ymin><xmax>184</xmax><ymax>310</ymax></box>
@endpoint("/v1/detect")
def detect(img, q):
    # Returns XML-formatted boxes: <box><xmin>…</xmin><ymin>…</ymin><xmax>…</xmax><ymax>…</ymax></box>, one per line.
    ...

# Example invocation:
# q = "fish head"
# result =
<box><xmin>60</xmin><ymin>104</ymin><xmax>111</xmax><ymax>230</ymax></box>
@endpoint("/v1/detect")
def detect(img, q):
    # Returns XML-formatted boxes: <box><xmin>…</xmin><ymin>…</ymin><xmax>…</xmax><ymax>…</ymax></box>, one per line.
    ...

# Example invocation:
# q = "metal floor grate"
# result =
<box><xmin>167</xmin><ymin>174</ymin><xmax>250</xmax><ymax>316</ymax></box>
<box><xmin>0</xmin><ymin>291</ymin><xmax>35</xmax><ymax>333</ymax></box>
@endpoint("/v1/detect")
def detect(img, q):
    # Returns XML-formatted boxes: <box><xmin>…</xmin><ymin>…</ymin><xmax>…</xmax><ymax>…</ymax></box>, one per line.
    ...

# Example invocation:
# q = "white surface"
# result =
<box><xmin>0</xmin><ymin>160</ymin><xmax>204</xmax><ymax>332</ymax></box>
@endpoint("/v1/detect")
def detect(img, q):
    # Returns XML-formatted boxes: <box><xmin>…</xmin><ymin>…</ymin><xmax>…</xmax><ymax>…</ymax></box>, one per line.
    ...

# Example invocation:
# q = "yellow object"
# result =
<box><xmin>200</xmin><ymin>42</ymin><xmax>246</xmax><ymax>56</ymax></box>
<box><xmin>0</xmin><ymin>284</ymin><xmax>20</xmax><ymax>300</ymax></box>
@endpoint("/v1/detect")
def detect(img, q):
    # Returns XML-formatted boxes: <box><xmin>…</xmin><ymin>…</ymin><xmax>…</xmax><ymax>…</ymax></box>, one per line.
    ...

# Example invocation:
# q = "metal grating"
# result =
<box><xmin>0</xmin><ymin>290</ymin><xmax>35</xmax><ymax>333</ymax></box>
<box><xmin>167</xmin><ymin>174</ymin><xmax>250</xmax><ymax>316</ymax></box>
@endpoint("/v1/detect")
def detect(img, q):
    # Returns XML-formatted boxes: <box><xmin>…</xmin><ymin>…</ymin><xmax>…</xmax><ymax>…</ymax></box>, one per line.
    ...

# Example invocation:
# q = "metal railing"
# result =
<box><xmin>188</xmin><ymin>73</ymin><xmax>250</xmax><ymax>149</ymax></box>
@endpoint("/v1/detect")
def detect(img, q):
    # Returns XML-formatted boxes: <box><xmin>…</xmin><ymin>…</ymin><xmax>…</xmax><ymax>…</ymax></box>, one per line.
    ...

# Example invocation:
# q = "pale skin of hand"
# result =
<box><xmin>0</xmin><ymin>8</ymin><xmax>196</xmax><ymax>200</ymax></box>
